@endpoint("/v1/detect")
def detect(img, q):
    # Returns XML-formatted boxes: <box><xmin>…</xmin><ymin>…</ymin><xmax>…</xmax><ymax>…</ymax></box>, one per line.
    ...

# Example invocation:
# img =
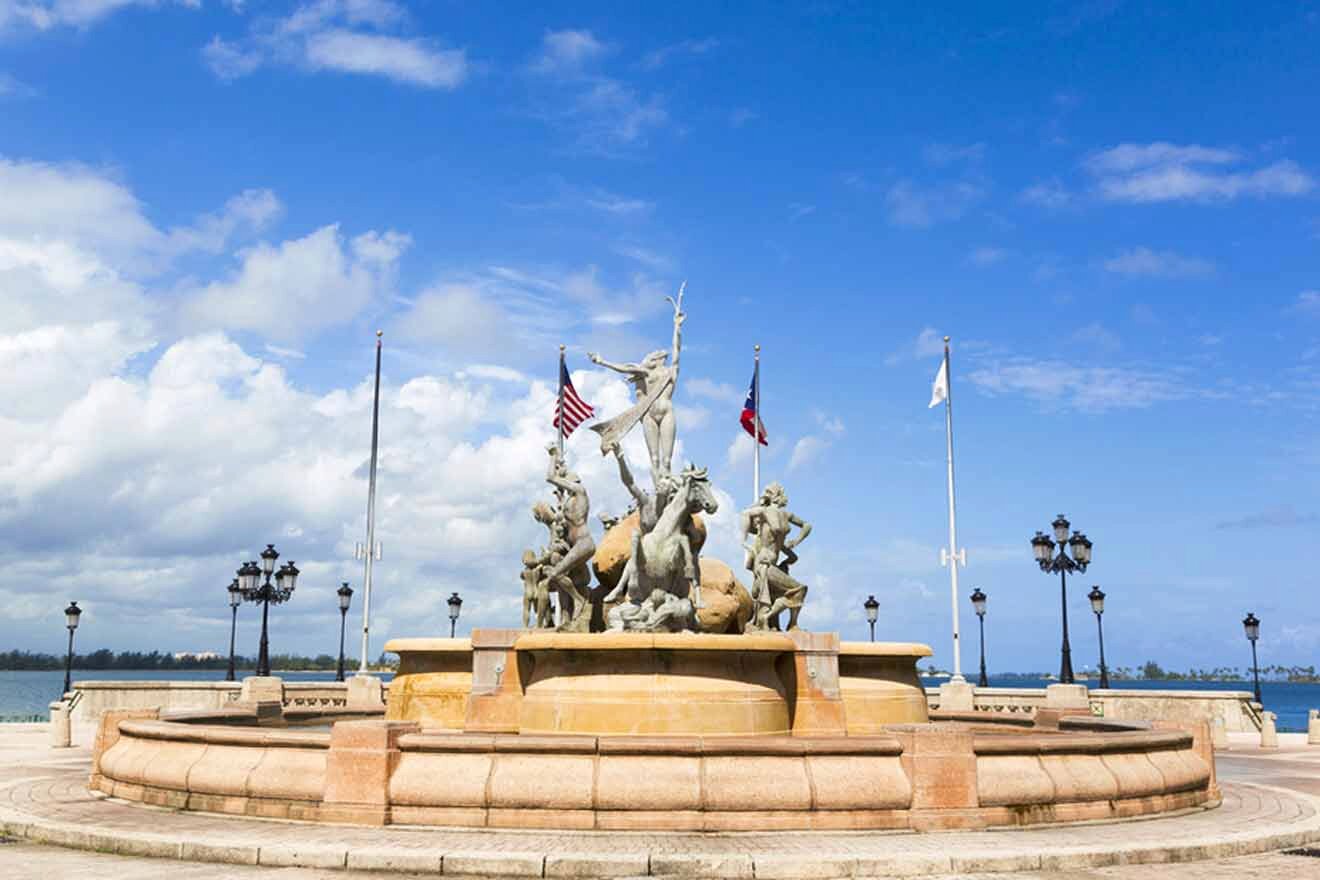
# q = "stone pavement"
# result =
<box><xmin>2</xmin><ymin>723</ymin><xmax>1320</xmax><ymax>879</ymax></box>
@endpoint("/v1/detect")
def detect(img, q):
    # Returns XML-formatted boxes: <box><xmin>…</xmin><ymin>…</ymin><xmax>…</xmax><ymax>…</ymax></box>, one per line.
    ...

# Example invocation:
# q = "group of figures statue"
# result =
<box><xmin>519</xmin><ymin>287</ymin><xmax>812</xmax><ymax>634</ymax></box>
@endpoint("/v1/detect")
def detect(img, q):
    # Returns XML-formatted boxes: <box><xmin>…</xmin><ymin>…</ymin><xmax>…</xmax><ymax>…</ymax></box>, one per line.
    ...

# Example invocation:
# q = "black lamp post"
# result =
<box><xmin>61</xmin><ymin>601</ymin><xmax>81</xmax><ymax>696</ymax></box>
<box><xmin>336</xmin><ymin>583</ymin><xmax>354</xmax><ymax>682</ymax></box>
<box><xmin>1242</xmin><ymin>612</ymin><xmax>1262</xmax><ymax>704</ymax></box>
<box><xmin>237</xmin><ymin>544</ymin><xmax>299</xmax><ymax>677</ymax></box>
<box><xmin>225</xmin><ymin>579</ymin><xmax>241</xmax><ymax>682</ymax></box>
<box><xmin>863</xmin><ymin>595</ymin><xmax>879</xmax><ymax>642</ymax></box>
<box><xmin>1088</xmin><ymin>585</ymin><xmax>1110</xmax><ymax>689</ymax></box>
<box><xmin>970</xmin><ymin>588</ymin><xmax>988</xmax><ymax>687</ymax></box>
<box><xmin>448</xmin><ymin>592</ymin><xmax>463</xmax><ymax>638</ymax></box>
<box><xmin>1031</xmin><ymin>515</ymin><xmax>1093</xmax><ymax>685</ymax></box>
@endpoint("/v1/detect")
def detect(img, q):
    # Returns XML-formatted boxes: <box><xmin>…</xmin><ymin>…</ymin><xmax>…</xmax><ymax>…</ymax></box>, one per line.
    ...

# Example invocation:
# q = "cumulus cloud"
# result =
<box><xmin>184</xmin><ymin>225</ymin><xmax>410</xmax><ymax>342</ymax></box>
<box><xmin>203</xmin><ymin>0</ymin><xmax>468</xmax><ymax>88</ymax></box>
<box><xmin>1084</xmin><ymin>142</ymin><xmax>1314</xmax><ymax>203</ymax></box>
<box><xmin>788</xmin><ymin>413</ymin><xmax>844</xmax><ymax>472</ymax></box>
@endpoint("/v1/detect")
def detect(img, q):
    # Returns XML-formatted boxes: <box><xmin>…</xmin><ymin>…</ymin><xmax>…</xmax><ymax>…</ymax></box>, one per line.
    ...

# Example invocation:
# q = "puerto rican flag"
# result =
<box><xmin>739</xmin><ymin>370</ymin><xmax>768</xmax><ymax>445</ymax></box>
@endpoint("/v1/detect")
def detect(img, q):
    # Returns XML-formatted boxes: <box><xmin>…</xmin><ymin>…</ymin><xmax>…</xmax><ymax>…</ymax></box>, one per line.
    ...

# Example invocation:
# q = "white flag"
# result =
<box><xmin>928</xmin><ymin>359</ymin><xmax>948</xmax><ymax>409</ymax></box>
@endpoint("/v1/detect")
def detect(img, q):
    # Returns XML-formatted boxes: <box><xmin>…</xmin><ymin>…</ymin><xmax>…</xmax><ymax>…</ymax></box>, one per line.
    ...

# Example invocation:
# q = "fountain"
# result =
<box><xmin>89</xmin><ymin>293</ymin><xmax>1218</xmax><ymax>832</ymax></box>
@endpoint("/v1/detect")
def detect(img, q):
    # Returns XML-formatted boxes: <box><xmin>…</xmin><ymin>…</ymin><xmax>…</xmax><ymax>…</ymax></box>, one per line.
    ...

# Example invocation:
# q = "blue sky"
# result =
<box><xmin>2</xmin><ymin>1</ymin><xmax>1318</xmax><ymax>674</ymax></box>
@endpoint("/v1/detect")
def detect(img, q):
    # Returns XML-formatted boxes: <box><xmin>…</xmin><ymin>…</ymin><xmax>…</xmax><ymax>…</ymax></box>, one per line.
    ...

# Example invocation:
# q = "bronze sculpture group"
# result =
<box><xmin>520</xmin><ymin>287</ymin><xmax>811</xmax><ymax>634</ymax></box>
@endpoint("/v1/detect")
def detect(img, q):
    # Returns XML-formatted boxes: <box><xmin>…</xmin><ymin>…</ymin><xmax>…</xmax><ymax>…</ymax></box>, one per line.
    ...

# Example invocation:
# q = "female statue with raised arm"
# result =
<box><xmin>588</xmin><ymin>284</ymin><xmax>685</xmax><ymax>484</ymax></box>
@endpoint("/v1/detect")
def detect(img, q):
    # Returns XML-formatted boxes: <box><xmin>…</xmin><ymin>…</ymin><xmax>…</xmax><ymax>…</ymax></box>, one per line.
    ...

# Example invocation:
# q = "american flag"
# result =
<box><xmin>554</xmin><ymin>359</ymin><xmax>595</xmax><ymax>436</ymax></box>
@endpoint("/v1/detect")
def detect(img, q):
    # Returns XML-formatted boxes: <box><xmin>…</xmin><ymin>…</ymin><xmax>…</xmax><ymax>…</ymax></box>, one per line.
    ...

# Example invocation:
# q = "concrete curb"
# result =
<box><xmin>3</xmin><ymin>783</ymin><xmax>1320</xmax><ymax>878</ymax></box>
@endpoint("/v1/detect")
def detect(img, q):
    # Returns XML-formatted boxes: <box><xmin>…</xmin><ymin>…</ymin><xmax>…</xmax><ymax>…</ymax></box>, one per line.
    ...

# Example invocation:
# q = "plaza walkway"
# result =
<box><xmin>1</xmin><ymin>724</ymin><xmax>1318</xmax><ymax>879</ymax></box>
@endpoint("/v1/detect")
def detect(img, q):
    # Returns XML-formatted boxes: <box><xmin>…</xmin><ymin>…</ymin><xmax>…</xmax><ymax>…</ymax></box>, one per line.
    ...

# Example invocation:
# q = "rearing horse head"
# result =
<box><xmin>677</xmin><ymin>464</ymin><xmax>719</xmax><ymax>516</ymax></box>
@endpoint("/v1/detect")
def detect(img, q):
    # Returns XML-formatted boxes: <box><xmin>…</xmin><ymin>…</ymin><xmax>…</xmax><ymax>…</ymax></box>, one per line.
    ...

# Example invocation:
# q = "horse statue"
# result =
<box><xmin>608</xmin><ymin>464</ymin><xmax>718</xmax><ymax>631</ymax></box>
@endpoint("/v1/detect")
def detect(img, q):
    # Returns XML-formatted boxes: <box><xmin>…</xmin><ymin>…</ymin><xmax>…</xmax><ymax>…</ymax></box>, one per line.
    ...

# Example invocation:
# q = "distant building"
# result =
<box><xmin>172</xmin><ymin>651</ymin><xmax>222</xmax><ymax>661</ymax></box>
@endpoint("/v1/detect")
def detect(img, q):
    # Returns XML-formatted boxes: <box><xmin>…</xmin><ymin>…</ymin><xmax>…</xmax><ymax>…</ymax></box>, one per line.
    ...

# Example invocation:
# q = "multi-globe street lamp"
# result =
<box><xmin>336</xmin><ymin>583</ymin><xmax>354</xmax><ymax>682</ymax></box>
<box><xmin>61</xmin><ymin>601</ymin><xmax>82</xmax><ymax>698</ymax></box>
<box><xmin>447</xmin><ymin>592</ymin><xmax>463</xmax><ymax>638</ymax></box>
<box><xmin>1030</xmin><ymin>515</ymin><xmax>1093</xmax><ymax>685</ymax></box>
<box><xmin>969</xmin><ymin>588</ymin><xmax>988</xmax><ymax>687</ymax></box>
<box><xmin>225</xmin><ymin>579</ymin><xmax>241</xmax><ymax>681</ymax></box>
<box><xmin>236</xmin><ymin>544</ymin><xmax>299</xmax><ymax>677</ymax></box>
<box><xmin>1088</xmin><ymin>585</ymin><xmax>1110</xmax><ymax>689</ymax></box>
<box><xmin>1242</xmin><ymin>612</ymin><xmax>1262</xmax><ymax>704</ymax></box>
<box><xmin>863</xmin><ymin>595</ymin><xmax>880</xmax><ymax>642</ymax></box>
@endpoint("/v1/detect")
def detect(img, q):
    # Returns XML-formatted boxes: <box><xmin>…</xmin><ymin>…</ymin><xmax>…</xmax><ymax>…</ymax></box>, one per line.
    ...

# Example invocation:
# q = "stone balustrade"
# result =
<box><xmin>926</xmin><ymin>686</ymin><xmax>1262</xmax><ymax>732</ymax></box>
<box><xmin>71</xmin><ymin>679</ymin><xmax>389</xmax><ymax>723</ymax></box>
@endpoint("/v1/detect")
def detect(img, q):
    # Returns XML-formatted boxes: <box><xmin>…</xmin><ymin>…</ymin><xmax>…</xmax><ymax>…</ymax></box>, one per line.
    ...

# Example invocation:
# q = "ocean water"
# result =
<box><xmin>921</xmin><ymin>676</ymin><xmax>1318</xmax><ymax>733</ymax></box>
<box><xmin>1</xmin><ymin>670</ymin><xmax>1314</xmax><ymax>731</ymax></box>
<box><xmin>0</xmin><ymin>669</ymin><xmax>393</xmax><ymax>721</ymax></box>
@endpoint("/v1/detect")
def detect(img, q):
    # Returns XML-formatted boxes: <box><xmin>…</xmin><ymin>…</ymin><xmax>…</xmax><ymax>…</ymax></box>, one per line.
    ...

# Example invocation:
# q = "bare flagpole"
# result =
<box><xmin>753</xmin><ymin>344</ymin><xmax>761</xmax><ymax>502</ymax></box>
<box><xmin>940</xmin><ymin>335</ymin><xmax>965</xmax><ymax>683</ymax></box>
<box><xmin>358</xmin><ymin>330</ymin><xmax>383</xmax><ymax>674</ymax></box>
<box><xmin>557</xmin><ymin>344</ymin><xmax>566</xmax><ymax>458</ymax></box>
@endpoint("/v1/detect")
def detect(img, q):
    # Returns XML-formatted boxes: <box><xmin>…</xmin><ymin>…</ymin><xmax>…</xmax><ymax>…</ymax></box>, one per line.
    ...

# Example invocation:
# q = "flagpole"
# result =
<box><xmin>557</xmin><ymin>345</ymin><xmax>566</xmax><ymax>458</ymax></box>
<box><xmin>753</xmin><ymin>344</ymin><xmax>761</xmax><ymax>502</ymax></box>
<box><xmin>942</xmin><ymin>335</ymin><xmax>964</xmax><ymax>683</ymax></box>
<box><xmin>359</xmin><ymin>330</ymin><xmax>383</xmax><ymax>675</ymax></box>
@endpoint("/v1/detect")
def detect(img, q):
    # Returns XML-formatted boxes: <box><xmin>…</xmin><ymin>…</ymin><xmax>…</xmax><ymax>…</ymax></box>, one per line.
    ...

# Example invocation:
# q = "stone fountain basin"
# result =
<box><xmin>91</xmin><ymin>708</ymin><xmax>1217</xmax><ymax>832</ymax></box>
<box><xmin>384</xmin><ymin>632</ymin><xmax>934</xmax><ymax>735</ymax></box>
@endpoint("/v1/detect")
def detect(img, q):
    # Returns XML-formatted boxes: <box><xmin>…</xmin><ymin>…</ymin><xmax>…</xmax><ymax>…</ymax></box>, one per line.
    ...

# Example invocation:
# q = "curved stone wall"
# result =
<box><xmin>91</xmin><ymin>708</ymin><xmax>1217</xmax><ymax>831</ymax></box>
<box><xmin>516</xmin><ymin>632</ymin><xmax>796</xmax><ymax>737</ymax></box>
<box><xmin>838</xmin><ymin>642</ymin><xmax>932</xmax><ymax>729</ymax></box>
<box><xmin>382</xmin><ymin>637</ymin><xmax>472</xmax><ymax>729</ymax></box>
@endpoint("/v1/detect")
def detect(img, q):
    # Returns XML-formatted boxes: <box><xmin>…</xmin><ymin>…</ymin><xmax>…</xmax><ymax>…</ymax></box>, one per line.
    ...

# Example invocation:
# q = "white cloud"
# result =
<box><xmin>531</xmin><ymin>29</ymin><xmax>607</xmax><ymax>75</ymax></box>
<box><xmin>885</xmin><ymin>327</ymin><xmax>946</xmax><ymax>365</ymax></box>
<box><xmin>203</xmin><ymin>0</ymin><xmax>467</xmax><ymax>89</ymax></box>
<box><xmin>1071</xmin><ymin>322</ymin><xmax>1121</xmax><ymax>351</ymax></box>
<box><xmin>885</xmin><ymin>179</ymin><xmax>985</xmax><ymax>228</ymax></box>
<box><xmin>967</xmin><ymin>359</ymin><xmax>1191</xmax><ymax>412</ymax></box>
<box><xmin>1085</xmin><ymin>142</ymin><xmax>1314</xmax><ymax>203</ymax></box>
<box><xmin>968</xmin><ymin>246</ymin><xmax>1006</xmax><ymax>266</ymax></box>
<box><xmin>0</xmin><ymin>0</ymin><xmax>195</xmax><ymax>32</ymax></box>
<box><xmin>1291</xmin><ymin>290</ymin><xmax>1320</xmax><ymax>315</ymax></box>
<box><xmin>0</xmin><ymin>72</ymin><xmax>34</xmax><ymax>97</ymax></box>
<box><xmin>304</xmin><ymin>29</ymin><xmax>466</xmax><ymax>87</ymax></box>
<box><xmin>788</xmin><ymin>413</ymin><xmax>845</xmax><ymax>472</ymax></box>
<box><xmin>394</xmin><ymin>282</ymin><xmax>507</xmax><ymax>353</ymax></box>
<box><xmin>584</xmin><ymin>192</ymin><xmax>654</xmax><ymax>215</ymax></box>
<box><xmin>614</xmin><ymin>244</ymin><xmax>672</xmax><ymax>271</ymax></box>
<box><xmin>525</xmin><ymin>32</ymin><xmax>668</xmax><ymax>152</ymax></box>
<box><xmin>639</xmin><ymin>37</ymin><xmax>718</xmax><ymax>71</ymax></box>
<box><xmin>788</xmin><ymin>435</ymin><xmax>824</xmax><ymax>471</ymax></box>
<box><xmin>1103</xmin><ymin>247</ymin><xmax>1215</xmax><ymax>279</ymax></box>
<box><xmin>687</xmin><ymin>378</ymin><xmax>742</xmax><ymax>404</ymax></box>
<box><xmin>184</xmin><ymin>225</ymin><xmax>410</xmax><ymax>342</ymax></box>
<box><xmin>1019</xmin><ymin>179</ymin><xmax>1070</xmax><ymax>209</ymax></box>
<box><xmin>729</xmin><ymin>107</ymin><xmax>758</xmax><ymax>128</ymax></box>
<box><xmin>922</xmin><ymin>142</ymin><xmax>985</xmax><ymax>166</ymax></box>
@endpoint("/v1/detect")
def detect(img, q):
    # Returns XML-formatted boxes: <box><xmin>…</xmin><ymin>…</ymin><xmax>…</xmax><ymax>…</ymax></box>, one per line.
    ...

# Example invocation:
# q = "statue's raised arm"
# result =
<box><xmin>667</xmin><ymin>281</ymin><xmax>686</xmax><ymax>374</ymax></box>
<box><xmin>587</xmin><ymin>352</ymin><xmax>645</xmax><ymax>377</ymax></box>
<box><xmin>588</xmin><ymin>282</ymin><xmax>687</xmax><ymax>483</ymax></box>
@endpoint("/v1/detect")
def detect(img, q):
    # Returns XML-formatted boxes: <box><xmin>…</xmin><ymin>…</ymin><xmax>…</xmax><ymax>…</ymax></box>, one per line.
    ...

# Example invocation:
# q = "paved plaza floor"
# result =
<box><xmin>1</xmin><ymin>725</ymin><xmax>1318</xmax><ymax>879</ymax></box>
